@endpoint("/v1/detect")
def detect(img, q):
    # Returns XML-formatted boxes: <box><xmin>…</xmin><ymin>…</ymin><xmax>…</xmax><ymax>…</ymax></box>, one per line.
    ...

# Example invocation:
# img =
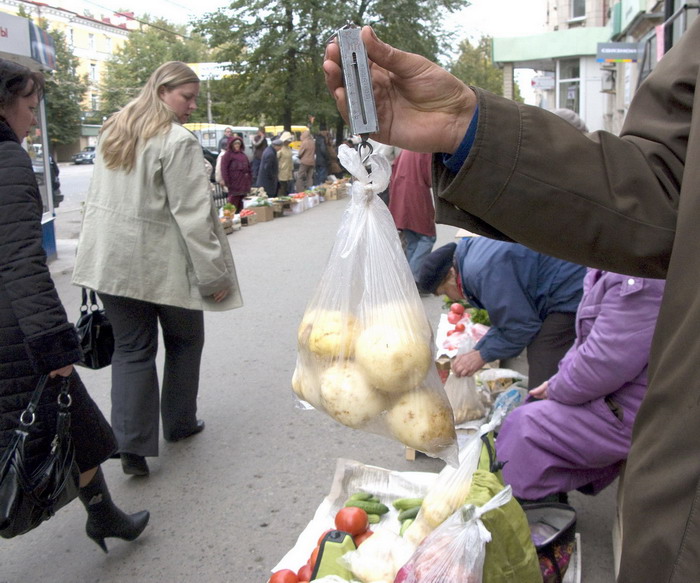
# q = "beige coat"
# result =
<box><xmin>434</xmin><ymin>19</ymin><xmax>699</xmax><ymax>583</ymax></box>
<box><xmin>73</xmin><ymin>123</ymin><xmax>242</xmax><ymax>312</ymax></box>
<box><xmin>277</xmin><ymin>144</ymin><xmax>293</xmax><ymax>181</ymax></box>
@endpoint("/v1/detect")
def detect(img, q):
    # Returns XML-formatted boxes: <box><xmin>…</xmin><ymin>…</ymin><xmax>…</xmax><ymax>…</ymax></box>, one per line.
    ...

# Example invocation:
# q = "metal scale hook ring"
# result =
<box><xmin>357</xmin><ymin>138</ymin><xmax>374</xmax><ymax>168</ymax></box>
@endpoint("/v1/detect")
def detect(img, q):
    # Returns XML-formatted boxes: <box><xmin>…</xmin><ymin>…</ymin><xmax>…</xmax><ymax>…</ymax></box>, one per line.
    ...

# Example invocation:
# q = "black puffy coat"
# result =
<box><xmin>0</xmin><ymin>121</ymin><xmax>113</xmax><ymax>470</ymax></box>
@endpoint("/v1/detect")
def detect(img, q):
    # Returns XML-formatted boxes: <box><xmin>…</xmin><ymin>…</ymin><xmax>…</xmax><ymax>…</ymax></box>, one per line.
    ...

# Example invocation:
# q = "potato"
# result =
<box><xmin>300</xmin><ymin>309</ymin><xmax>359</xmax><ymax>359</ymax></box>
<box><xmin>386</xmin><ymin>389</ymin><xmax>456</xmax><ymax>453</ymax></box>
<box><xmin>320</xmin><ymin>362</ymin><xmax>386</xmax><ymax>428</ymax></box>
<box><xmin>291</xmin><ymin>360</ymin><xmax>323</xmax><ymax>409</ymax></box>
<box><xmin>355</xmin><ymin>325</ymin><xmax>432</xmax><ymax>393</ymax></box>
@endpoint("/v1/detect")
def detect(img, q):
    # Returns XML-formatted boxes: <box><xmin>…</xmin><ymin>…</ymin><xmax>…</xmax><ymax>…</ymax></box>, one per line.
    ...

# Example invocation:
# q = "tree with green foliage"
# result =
<box><xmin>449</xmin><ymin>35</ymin><xmax>523</xmax><ymax>102</ymax></box>
<box><xmin>100</xmin><ymin>18</ymin><xmax>209</xmax><ymax>119</ymax></box>
<box><xmin>193</xmin><ymin>0</ymin><xmax>470</xmax><ymax>135</ymax></box>
<box><xmin>35</xmin><ymin>22</ymin><xmax>88</xmax><ymax>151</ymax></box>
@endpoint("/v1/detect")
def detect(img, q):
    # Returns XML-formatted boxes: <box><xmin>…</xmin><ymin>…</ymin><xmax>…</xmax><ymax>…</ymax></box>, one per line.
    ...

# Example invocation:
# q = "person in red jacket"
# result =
<box><xmin>388</xmin><ymin>150</ymin><xmax>436</xmax><ymax>283</ymax></box>
<box><xmin>221</xmin><ymin>135</ymin><xmax>252</xmax><ymax>212</ymax></box>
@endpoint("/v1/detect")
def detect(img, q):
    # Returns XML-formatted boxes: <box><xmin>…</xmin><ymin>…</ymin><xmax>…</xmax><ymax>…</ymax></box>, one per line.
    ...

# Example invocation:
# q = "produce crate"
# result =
<box><xmin>250</xmin><ymin>205</ymin><xmax>273</xmax><ymax>222</ymax></box>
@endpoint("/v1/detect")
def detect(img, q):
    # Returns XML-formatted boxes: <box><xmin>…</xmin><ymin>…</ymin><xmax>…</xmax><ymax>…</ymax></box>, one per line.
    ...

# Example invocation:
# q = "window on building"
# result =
<box><xmin>89</xmin><ymin>34</ymin><xmax>95</xmax><ymax>51</ymax></box>
<box><xmin>558</xmin><ymin>58</ymin><xmax>581</xmax><ymax>113</ymax></box>
<box><xmin>571</xmin><ymin>0</ymin><xmax>586</xmax><ymax>19</ymax></box>
<box><xmin>90</xmin><ymin>64</ymin><xmax>97</xmax><ymax>82</ymax></box>
<box><xmin>68</xmin><ymin>28</ymin><xmax>74</xmax><ymax>47</ymax></box>
<box><xmin>105</xmin><ymin>36</ymin><xmax>112</xmax><ymax>53</ymax></box>
<box><xmin>91</xmin><ymin>93</ymin><xmax>98</xmax><ymax>112</ymax></box>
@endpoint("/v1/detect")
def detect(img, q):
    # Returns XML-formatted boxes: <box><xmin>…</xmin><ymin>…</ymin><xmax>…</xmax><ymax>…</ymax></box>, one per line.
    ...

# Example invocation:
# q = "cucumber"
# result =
<box><xmin>392</xmin><ymin>497</ymin><xmax>424</xmax><ymax>511</ymax></box>
<box><xmin>344</xmin><ymin>500</ymin><xmax>390</xmax><ymax>515</ymax></box>
<box><xmin>397</xmin><ymin>506</ymin><xmax>421</xmax><ymax>522</ymax></box>
<box><xmin>399</xmin><ymin>518</ymin><xmax>414</xmax><ymax>536</ymax></box>
<box><xmin>367</xmin><ymin>513</ymin><xmax>381</xmax><ymax>524</ymax></box>
<box><xmin>347</xmin><ymin>492</ymin><xmax>373</xmax><ymax>502</ymax></box>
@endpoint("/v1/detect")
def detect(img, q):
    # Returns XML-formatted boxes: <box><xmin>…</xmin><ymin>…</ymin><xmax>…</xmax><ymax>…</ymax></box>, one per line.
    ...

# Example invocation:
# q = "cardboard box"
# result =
<box><xmin>250</xmin><ymin>205</ymin><xmax>274</xmax><ymax>222</ymax></box>
<box><xmin>240</xmin><ymin>213</ymin><xmax>257</xmax><ymax>226</ymax></box>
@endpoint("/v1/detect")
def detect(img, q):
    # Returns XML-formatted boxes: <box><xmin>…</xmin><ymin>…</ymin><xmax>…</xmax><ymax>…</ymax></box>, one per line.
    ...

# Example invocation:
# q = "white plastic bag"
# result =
<box><xmin>402</xmin><ymin>410</ymin><xmax>507</xmax><ymax>546</ymax></box>
<box><xmin>294</xmin><ymin>145</ymin><xmax>458</xmax><ymax>464</ymax></box>
<box><xmin>394</xmin><ymin>487</ymin><xmax>513</xmax><ymax>583</ymax></box>
<box><xmin>443</xmin><ymin>324</ymin><xmax>486</xmax><ymax>424</ymax></box>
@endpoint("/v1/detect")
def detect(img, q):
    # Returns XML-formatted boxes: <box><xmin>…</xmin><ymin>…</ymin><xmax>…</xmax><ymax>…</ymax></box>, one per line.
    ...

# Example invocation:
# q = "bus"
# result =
<box><xmin>265</xmin><ymin>125</ymin><xmax>309</xmax><ymax>150</ymax></box>
<box><xmin>183</xmin><ymin>123</ymin><xmax>258</xmax><ymax>156</ymax></box>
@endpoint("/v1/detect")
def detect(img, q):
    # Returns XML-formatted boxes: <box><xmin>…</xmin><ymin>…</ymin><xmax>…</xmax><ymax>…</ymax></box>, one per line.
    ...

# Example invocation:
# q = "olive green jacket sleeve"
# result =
<box><xmin>433</xmin><ymin>19</ymin><xmax>700</xmax><ymax>278</ymax></box>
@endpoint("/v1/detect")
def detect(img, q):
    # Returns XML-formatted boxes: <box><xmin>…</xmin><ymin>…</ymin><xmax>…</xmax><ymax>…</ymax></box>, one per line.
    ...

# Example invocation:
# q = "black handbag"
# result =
<box><xmin>0</xmin><ymin>375</ymin><xmax>81</xmax><ymax>538</ymax></box>
<box><xmin>75</xmin><ymin>288</ymin><xmax>114</xmax><ymax>370</ymax></box>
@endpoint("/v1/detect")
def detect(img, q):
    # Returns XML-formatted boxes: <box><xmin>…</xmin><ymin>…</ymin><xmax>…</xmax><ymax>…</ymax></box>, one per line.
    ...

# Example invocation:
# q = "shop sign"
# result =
<box><xmin>187</xmin><ymin>62</ymin><xmax>233</xmax><ymax>80</ymax></box>
<box><xmin>531</xmin><ymin>75</ymin><xmax>555</xmax><ymax>90</ymax></box>
<box><xmin>0</xmin><ymin>12</ymin><xmax>54</xmax><ymax>69</ymax></box>
<box><xmin>596</xmin><ymin>42</ymin><xmax>642</xmax><ymax>62</ymax></box>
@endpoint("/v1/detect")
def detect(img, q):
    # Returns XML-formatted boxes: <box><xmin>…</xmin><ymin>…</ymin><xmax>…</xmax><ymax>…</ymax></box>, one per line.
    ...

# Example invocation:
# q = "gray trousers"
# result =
<box><xmin>525</xmin><ymin>311</ymin><xmax>577</xmax><ymax>389</ymax></box>
<box><xmin>100</xmin><ymin>294</ymin><xmax>205</xmax><ymax>456</ymax></box>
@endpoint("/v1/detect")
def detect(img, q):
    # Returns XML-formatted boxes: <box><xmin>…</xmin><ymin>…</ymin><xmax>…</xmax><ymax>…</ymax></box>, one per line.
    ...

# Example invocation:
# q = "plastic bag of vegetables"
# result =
<box><xmin>293</xmin><ymin>144</ymin><xmax>458</xmax><ymax>465</ymax></box>
<box><xmin>394</xmin><ymin>485</ymin><xmax>514</xmax><ymax>583</ymax></box>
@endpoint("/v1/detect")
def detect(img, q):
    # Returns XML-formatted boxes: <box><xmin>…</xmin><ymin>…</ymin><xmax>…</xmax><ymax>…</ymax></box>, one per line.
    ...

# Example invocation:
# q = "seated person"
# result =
<box><xmin>496</xmin><ymin>269</ymin><xmax>665</xmax><ymax>502</ymax></box>
<box><xmin>418</xmin><ymin>238</ymin><xmax>586</xmax><ymax>388</ymax></box>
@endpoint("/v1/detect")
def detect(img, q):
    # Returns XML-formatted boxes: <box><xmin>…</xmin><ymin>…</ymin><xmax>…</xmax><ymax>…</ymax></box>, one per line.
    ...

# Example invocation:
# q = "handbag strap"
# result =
<box><xmin>19</xmin><ymin>375</ymin><xmax>71</xmax><ymax>427</ymax></box>
<box><xmin>80</xmin><ymin>288</ymin><xmax>100</xmax><ymax>314</ymax></box>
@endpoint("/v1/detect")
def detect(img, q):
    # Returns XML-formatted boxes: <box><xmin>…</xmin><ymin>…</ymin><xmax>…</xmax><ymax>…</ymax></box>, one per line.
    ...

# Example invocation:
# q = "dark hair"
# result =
<box><xmin>0</xmin><ymin>58</ymin><xmax>45</xmax><ymax>111</ymax></box>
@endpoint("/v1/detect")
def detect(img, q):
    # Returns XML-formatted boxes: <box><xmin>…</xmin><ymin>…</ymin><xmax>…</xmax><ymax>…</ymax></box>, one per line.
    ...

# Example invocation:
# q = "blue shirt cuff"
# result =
<box><xmin>442</xmin><ymin>106</ymin><xmax>479</xmax><ymax>174</ymax></box>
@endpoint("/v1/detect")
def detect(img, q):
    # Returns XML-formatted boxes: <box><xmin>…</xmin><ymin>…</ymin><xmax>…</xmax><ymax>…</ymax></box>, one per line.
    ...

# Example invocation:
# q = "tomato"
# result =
<box><xmin>353</xmin><ymin>529</ymin><xmax>374</xmax><ymax>547</ymax></box>
<box><xmin>450</xmin><ymin>303</ymin><xmax>465</xmax><ymax>315</ymax></box>
<box><xmin>309</xmin><ymin>545</ymin><xmax>320</xmax><ymax>569</ymax></box>
<box><xmin>268</xmin><ymin>569</ymin><xmax>299</xmax><ymax>583</ymax></box>
<box><xmin>335</xmin><ymin>506</ymin><xmax>369</xmax><ymax>536</ymax></box>
<box><xmin>317</xmin><ymin>528</ymin><xmax>333</xmax><ymax>545</ymax></box>
<box><xmin>447</xmin><ymin>312</ymin><xmax>461</xmax><ymax>324</ymax></box>
<box><xmin>297</xmin><ymin>563</ymin><xmax>313</xmax><ymax>581</ymax></box>
<box><xmin>454</xmin><ymin>322</ymin><xmax>466</xmax><ymax>333</ymax></box>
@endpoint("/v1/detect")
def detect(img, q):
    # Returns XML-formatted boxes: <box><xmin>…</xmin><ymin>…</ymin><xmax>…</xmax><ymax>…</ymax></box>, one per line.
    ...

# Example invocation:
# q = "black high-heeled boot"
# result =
<box><xmin>79</xmin><ymin>467</ymin><xmax>150</xmax><ymax>553</ymax></box>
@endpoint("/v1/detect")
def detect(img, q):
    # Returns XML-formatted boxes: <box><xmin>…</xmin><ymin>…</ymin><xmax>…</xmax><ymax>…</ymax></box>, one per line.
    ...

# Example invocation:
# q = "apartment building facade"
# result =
<box><xmin>0</xmin><ymin>0</ymin><xmax>137</xmax><ymax>155</ymax></box>
<box><xmin>493</xmin><ymin>0</ymin><xmax>698</xmax><ymax>133</ymax></box>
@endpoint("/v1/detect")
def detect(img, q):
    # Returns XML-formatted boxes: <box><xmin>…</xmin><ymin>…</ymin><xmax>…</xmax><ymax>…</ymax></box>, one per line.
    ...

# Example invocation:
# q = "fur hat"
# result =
<box><xmin>417</xmin><ymin>243</ymin><xmax>457</xmax><ymax>294</ymax></box>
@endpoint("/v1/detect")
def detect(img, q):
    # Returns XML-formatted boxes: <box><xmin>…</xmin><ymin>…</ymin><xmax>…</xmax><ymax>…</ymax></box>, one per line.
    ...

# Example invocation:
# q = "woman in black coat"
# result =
<box><xmin>0</xmin><ymin>59</ymin><xmax>148</xmax><ymax>552</ymax></box>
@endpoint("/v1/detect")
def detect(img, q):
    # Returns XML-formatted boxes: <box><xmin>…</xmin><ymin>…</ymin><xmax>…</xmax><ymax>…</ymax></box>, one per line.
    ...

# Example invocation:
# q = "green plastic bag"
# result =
<box><xmin>467</xmin><ymin>470</ymin><xmax>542</xmax><ymax>583</ymax></box>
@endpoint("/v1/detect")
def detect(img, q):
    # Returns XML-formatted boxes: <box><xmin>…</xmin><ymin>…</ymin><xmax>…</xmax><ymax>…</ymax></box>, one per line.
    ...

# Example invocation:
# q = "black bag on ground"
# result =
<box><xmin>76</xmin><ymin>288</ymin><xmax>114</xmax><ymax>369</ymax></box>
<box><xmin>0</xmin><ymin>375</ymin><xmax>81</xmax><ymax>538</ymax></box>
<box><xmin>523</xmin><ymin>502</ymin><xmax>577</xmax><ymax>583</ymax></box>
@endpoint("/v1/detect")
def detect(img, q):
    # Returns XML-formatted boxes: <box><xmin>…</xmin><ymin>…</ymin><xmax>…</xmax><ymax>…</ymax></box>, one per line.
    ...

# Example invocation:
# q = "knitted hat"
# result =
<box><xmin>417</xmin><ymin>243</ymin><xmax>457</xmax><ymax>294</ymax></box>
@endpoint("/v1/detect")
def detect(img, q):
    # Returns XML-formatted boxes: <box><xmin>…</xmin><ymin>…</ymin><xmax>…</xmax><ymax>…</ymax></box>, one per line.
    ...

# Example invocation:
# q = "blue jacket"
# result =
<box><xmin>455</xmin><ymin>237</ymin><xmax>585</xmax><ymax>362</ymax></box>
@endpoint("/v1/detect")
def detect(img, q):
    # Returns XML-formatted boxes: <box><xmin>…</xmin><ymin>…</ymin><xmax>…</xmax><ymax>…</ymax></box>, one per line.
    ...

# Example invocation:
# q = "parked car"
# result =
<box><xmin>72</xmin><ymin>146</ymin><xmax>96</xmax><ymax>164</ymax></box>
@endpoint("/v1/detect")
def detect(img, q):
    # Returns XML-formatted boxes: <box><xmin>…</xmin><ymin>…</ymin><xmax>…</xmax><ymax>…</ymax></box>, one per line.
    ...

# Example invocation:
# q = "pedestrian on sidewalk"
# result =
<box><xmin>277</xmin><ymin>131</ymin><xmax>295</xmax><ymax>196</ymax></box>
<box><xmin>0</xmin><ymin>58</ymin><xmax>149</xmax><ymax>551</ymax></box>
<box><xmin>72</xmin><ymin>61</ymin><xmax>243</xmax><ymax>477</ymax></box>
<box><xmin>258</xmin><ymin>138</ymin><xmax>282</xmax><ymax>197</ymax></box>
<box><xmin>221</xmin><ymin>135</ymin><xmax>252</xmax><ymax>213</ymax></box>
<box><xmin>295</xmin><ymin>130</ymin><xmax>315</xmax><ymax>193</ymax></box>
<box><xmin>388</xmin><ymin>149</ymin><xmax>436</xmax><ymax>283</ymax></box>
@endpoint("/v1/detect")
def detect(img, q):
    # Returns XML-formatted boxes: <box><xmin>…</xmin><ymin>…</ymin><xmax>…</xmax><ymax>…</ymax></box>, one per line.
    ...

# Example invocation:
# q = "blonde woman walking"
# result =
<box><xmin>73</xmin><ymin>62</ymin><xmax>242</xmax><ymax>477</ymax></box>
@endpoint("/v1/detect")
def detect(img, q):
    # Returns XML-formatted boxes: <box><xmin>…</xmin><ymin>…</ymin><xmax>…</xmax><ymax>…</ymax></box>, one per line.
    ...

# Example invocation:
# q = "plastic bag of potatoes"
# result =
<box><xmin>293</xmin><ymin>145</ymin><xmax>458</xmax><ymax>465</ymax></box>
